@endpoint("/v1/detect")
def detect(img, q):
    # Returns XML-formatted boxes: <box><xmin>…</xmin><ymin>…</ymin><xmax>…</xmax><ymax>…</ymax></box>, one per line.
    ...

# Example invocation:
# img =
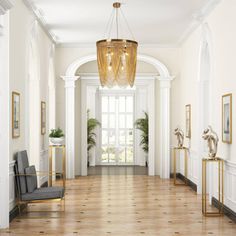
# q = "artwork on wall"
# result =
<box><xmin>12</xmin><ymin>92</ymin><xmax>20</xmax><ymax>138</ymax></box>
<box><xmin>222</xmin><ymin>93</ymin><xmax>232</xmax><ymax>143</ymax></box>
<box><xmin>41</xmin><ymin>101</ymin><xmax>46</xmax><ymax>135</ymax></box>
<box><xmin>185</xmin><ymin>104</ymin><xmax>191</xmax><ymax>138</ymax></box>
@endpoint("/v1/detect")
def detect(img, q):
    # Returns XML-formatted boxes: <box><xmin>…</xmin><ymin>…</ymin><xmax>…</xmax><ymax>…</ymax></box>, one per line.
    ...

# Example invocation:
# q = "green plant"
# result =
<box><xmin>87</xmin><ymin>110</ymin><xmax>101</xmax><ymax>152</ymax></box>
<box><xmin>134</xmin><ymin>112</ymin><xmax>149</xmax><ymax>153</ymax></box>
<box><xmin>49</xmin><ymin>128</ymin><xmax>64</xmax><ymax>138</ymax></box>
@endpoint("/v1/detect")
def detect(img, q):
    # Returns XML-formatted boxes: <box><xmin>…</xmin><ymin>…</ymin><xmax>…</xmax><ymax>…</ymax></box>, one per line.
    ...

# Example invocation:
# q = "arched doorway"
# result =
<box><xmin>61</xmin><ymin>54</ymin><xmax>173</xmax><ymax>178</ymax></box>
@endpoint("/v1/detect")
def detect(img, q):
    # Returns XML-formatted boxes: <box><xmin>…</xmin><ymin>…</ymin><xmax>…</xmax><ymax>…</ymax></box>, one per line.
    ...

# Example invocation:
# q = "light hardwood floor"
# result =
<box><xmin>1</xmin><ymin>176</ymin><xmax>236</xmax><ymax>235</ymax></box>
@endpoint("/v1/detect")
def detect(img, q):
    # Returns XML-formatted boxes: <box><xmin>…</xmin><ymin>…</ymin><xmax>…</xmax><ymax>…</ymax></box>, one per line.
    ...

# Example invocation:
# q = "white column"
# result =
<box><xmin>158</xmin><ymin>77</ymin><xmax>172</xmax><ymax>179</ymax></box>
<box><xmin>61</xmin><ymin>76</ymin><xmax>79</xmax><ymax>179</ymax></box>
<box><xmin>0</xmin><ymin>0</ymin><xmax>14</xmax><ymax>229</ymax></box>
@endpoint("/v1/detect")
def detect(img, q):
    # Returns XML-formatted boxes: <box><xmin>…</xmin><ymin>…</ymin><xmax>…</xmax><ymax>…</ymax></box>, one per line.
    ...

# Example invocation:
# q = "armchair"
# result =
<box><xmin>14</xmin><ymin>150</ymin><xmax>65</xmax><ymax>215</ymax></box>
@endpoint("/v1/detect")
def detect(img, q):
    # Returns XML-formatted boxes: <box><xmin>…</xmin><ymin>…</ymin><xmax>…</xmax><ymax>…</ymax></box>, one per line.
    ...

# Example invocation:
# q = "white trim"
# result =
<box><xmin>22</xmin><ymin>0</ymin><xmax>56</xmax><ymax>43</ymax></box>
<box><xmin>61</xmin><ymin>76</ymin><xmax>79</xmax><ymax>178</ymax></box>
<box><xmin>0</xmin><ymin>11</ymin><xmax>10</xmax><ymax>229</ymax></box>
<box><xmin>56</xmin><ymin>42</ymin><xmax>179</xmax><ymax>49</ymax></box>
<box><xmin>0</xmin><ymin>0</ymin><xmax>14</xmax><ymax>15</ymax></box>
<box><xmin>178</xmin><ymin>0</ymin><xmax>222</xmax><ymax>45</ymax></box>
<box><xmin>80</xmin><ymin>77</ymin><xmax>156</xmax><ymax>175</ymax></box>
<box><xmin>65</xmin><ymin>54</ymin><xmax>171</xmax><ymax>77</ymax></box>
<box><xmin>9</xmin><ymin>161</ymin><xmax>15</xmax><ymax>211</ymax></box>
<box><xmin>62</xmin><ymin>54</ymin><xmax>173</xmax><ymax>178</ymax></box>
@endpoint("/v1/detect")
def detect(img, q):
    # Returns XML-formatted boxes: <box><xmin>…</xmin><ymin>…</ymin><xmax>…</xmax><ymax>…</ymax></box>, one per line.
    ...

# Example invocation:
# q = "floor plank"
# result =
<box><xmin>1</xmin><ymin>175</ymin><xmax>236</xmax><ymax>235</ymax></box>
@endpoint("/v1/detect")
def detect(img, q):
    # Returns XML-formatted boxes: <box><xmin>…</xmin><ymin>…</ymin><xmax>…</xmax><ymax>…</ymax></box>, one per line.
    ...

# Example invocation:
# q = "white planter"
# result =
<box><xmin>49</xmin><ymin>137</ymin><xmax>64</xmax><ymax>145</ymax></box>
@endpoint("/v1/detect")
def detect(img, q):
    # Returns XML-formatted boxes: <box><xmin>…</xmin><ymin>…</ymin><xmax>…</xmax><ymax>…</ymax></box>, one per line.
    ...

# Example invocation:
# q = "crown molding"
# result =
<box><xmin>0</xmin><ymin>0</ymin><xmax>14</xmax><ymax>15</ymax></box>
<box><xmin>77</xmin><ymin>72</ymin><xmax>159</xmax><ymax>77</ymax></box>
<box><xmin>177</xmin><ymin>0</ymin><xmax>222</xmax><ymax>45</ymax></box>
<box><xmin>22</xmin><ymin>0</ymin><xmax>56</xmax><ymax>43</ymax></box>
<box><xmin>22</xmin><ymin>0</ymin><xmax>221</xmax><ymax>48</ymax></box>
<box><xmin>56</xmin><ymin>42</ymin><xmax>179</xmax><ymax>49</ymax></box>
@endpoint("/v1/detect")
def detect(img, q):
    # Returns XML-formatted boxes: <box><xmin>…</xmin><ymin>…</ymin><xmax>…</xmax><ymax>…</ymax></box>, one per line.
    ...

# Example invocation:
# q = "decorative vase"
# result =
<box><xmin>49</xmin><ymin>137</ymin><xmax>64</xmax><ymax>145</ymax></box>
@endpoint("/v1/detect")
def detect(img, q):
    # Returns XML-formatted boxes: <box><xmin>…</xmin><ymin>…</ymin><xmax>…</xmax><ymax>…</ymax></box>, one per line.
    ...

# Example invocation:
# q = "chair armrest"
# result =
<box><xmin>36</xmin><ymin>171</ymin><xmax>64</xmax><ymax>177</ymax></box>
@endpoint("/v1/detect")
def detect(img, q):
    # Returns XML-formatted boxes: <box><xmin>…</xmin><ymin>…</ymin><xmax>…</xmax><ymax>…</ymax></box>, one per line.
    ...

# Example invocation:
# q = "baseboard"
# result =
<box><xmin>41</xmin><ymin>181</ymin><xmax>48</xmax><ymax>187</ymax></box>
<box><xmin>212</xmin><ymin>197</ymin><xmax>236</xmax><ymax>223</ymax></box>
<box><xmin>170</xmin><ymin>173</ymin><xmax>197</xmax><ymax>192</ymax></box>
<box><xmin>9</xmin><ymin>204</ymin><xmax>26</xmax><ymax>222</ymax></box>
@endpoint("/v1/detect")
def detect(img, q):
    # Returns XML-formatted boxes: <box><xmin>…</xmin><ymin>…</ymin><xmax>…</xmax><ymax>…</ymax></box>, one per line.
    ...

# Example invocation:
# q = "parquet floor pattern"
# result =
<box><xmin>1</xmin><ymin>175</ymin><xmax>236</xmax><ymax>235</ymax></box>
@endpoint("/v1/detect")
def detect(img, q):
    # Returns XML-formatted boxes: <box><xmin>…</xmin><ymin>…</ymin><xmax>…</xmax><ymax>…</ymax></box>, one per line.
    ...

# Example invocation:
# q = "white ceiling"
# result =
<box><xmin>27</xmin><ymin>0</ymin><xmax>217</xmax><ymax>46</ymax></box>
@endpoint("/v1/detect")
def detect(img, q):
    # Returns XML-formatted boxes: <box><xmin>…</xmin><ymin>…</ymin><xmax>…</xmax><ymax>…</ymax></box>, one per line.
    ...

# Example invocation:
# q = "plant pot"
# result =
<box><xmin>49</xmin><ymin>137</ymin><xmax>64</xmax><ymax>145</ymax></box>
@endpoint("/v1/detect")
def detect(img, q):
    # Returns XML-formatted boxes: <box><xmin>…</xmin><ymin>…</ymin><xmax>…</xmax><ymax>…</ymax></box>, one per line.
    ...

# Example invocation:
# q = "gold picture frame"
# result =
<box><xmin>12</xmin><ymin>92</ymin><xmax>20</xmax><ymax>138</ymax></box>
<box><xmin>185</xmin><ymin>104</ymin><xmax>191</xmax><ymax>138</ymax></box>
<box><xmin>222</xmin><ymin>93</ymin><xmax>232</xmax><ymax>144</ymax></box>
<box><xmin>41</xmin><ymin>101</ymin><xmax>46</xmax><ymax>135</ymax></box>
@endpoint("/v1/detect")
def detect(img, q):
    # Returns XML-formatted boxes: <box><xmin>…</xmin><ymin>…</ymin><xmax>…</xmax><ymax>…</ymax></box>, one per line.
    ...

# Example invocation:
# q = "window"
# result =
<box><xmin>100</xmin><ymin>94</ymin><xmax>134</xmax><ymax>164</ymax></box>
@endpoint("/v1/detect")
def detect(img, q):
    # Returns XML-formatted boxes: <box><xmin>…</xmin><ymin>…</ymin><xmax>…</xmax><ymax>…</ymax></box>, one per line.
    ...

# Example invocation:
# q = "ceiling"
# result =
<box><xmin>27</xmin><ymin>0</ymin><xmax>216</xmax><ymax>46</ymax></box>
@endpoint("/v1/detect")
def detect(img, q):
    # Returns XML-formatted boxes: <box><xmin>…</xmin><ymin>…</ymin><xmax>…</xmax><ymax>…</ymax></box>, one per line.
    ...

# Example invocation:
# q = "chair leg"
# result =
<box><xmin>17</xmin><ymin>203</ymin><xmax>21</xmax><ymax>216</ymax></box>
<box><xmin>61</xmin><ymin>198</ymin><xmax>65</xmax><ymax>212</ymax></box>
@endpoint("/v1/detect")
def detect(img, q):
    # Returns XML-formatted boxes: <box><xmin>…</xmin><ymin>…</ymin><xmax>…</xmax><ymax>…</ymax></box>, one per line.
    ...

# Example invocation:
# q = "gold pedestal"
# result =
<box><xmin>173</xmin><ymin>147</ymin><xmax>188</xmax><ymax>185</ymax></box>
<box><xmin>49</xmin><ymin>145</ymin><xmax>66</xmax><ymax>188</ymax></box>
<box><xmin>202</xmin><ymin>157</ymin><xmax>224</xmax><ymax>216</ymax></box>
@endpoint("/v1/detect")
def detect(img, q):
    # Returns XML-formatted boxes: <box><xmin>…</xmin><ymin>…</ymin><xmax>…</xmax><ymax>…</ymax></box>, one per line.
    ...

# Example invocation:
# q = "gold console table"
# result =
<box><xmin>49</xmin><ymin>145</ymin><xmax>66</xmax><ymax>187</ymax></box>
<box><xmin>202</xmin><ymin>157</ymin><xmax>224</xmax><ymax>216</ymax></box>
<box><xmin>173</xmin><ymin>147</ymin><xmax>188</xmax><ymax>185</ymax></box>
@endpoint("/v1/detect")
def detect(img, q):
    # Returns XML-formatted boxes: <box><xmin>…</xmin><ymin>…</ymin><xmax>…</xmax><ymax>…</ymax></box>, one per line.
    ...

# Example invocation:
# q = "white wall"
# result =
<box><xmin>8</xmin><ymin>0</ymin><xmax>54</xmax><ymax>210</ymax></box>
<box><xmin>175</xmin><ymin>0</ymin><xmax>236</xmax><ymax>211</ymax></box>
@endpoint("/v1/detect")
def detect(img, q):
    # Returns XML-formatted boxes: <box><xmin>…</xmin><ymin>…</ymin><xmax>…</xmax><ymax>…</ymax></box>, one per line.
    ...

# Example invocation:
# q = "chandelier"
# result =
<box><xmin>96</xmin><ymin>2</ymin><xmax>138</xmax><ymax>88</ymax></box>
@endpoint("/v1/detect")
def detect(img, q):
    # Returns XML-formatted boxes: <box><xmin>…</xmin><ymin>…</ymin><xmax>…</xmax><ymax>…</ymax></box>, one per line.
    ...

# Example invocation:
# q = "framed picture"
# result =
<box><xmin>12</xmin><ymin>92</ymin><xmax>20</xmax><ymax>138</ymax></box>
<box><xmin>222</xmin><ymin>94</ymin><xmax>232</xmax><ymax>143</ymax></box>
<box><xmin>185</xmin><ymin>104</ymin><xmax>191</xmax><ymax>138</ymax></box>
<box><xmin>41</xmin><ymin>101</ymin><xmax>46</xmax><ymax>135</ymax></box>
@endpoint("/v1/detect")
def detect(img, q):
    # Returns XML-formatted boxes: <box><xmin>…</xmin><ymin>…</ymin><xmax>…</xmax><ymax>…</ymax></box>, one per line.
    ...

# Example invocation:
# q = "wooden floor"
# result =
<box><xmin>1</xmin><ymin>175</ymin><xmax>236</xmax><ymax>236</ymax></box>
<box><xmin>88</xmin><ymin>166</ymin><xmax>148</xmax><ymax>175</ymax></box>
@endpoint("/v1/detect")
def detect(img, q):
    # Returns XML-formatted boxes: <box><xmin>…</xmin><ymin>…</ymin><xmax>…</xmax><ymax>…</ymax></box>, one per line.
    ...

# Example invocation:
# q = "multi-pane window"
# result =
<box><xmin>101</xmin><ymin>95</ymin><xmax>134</xmax><ymax>164</ymax></box>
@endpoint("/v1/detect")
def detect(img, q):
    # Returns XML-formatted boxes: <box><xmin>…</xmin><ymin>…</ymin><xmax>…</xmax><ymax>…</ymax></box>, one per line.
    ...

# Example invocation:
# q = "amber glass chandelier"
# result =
<box><xmin>96</xmin><ymin>2</ymin><xmax>138</xmax><ymax>88</ymax></box>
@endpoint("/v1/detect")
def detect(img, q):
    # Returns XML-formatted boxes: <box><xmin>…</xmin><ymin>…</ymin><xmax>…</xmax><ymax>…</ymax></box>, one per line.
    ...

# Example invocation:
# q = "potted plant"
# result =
<box><xmin>87</xmin><ymin>110</ymin><xmax>101</xmax><ymax>166</ymax></box>
<box><xmin>134</xmin><ymin>112</ymin><xmax>149</xmax><ymax>166</ymax></box>
<box><xmin>49</xmin><ymin>128</ymin><xmax>64</xmax><ymax>145</ymax></box>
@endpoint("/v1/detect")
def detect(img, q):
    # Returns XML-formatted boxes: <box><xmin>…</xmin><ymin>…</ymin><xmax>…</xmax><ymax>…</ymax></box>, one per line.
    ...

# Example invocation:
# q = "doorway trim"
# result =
<box><xmin>61</xmin><ymin>54</ymin><xmax>174</xmax><ymax>178</ymax></box>
<box><xmin>80</xmin><ymin>77</ymin><xmax>156</xmax><ymax>175</ymax></box>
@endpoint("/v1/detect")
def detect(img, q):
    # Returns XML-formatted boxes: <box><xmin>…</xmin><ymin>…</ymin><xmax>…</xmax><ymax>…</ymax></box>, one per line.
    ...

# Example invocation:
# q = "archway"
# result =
<box><xmin>61</xmin><ymin>54</ymin><xmax>173</xmax><ymax>178</ymax></box>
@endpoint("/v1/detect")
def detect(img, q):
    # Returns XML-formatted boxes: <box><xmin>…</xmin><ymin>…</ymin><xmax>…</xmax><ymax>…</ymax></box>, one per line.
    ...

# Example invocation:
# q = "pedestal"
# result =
<box><xmin>173</xmin><ymin>147</ymin><xmax>188</xmax><ymax>185</ymax></box>
<box><xmin>49</xmin><ymin>145</ymin><xmax>66</xmax><ymax>187</ymax></box>
<box><xmin>202</xmin><ymin>157</ymin><xmax>224</xmax><ymax>216</ymax></box>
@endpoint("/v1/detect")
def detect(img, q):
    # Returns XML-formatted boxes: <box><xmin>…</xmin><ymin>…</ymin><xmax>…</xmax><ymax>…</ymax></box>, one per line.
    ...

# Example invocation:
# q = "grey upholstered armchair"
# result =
<box><xmin>14</xmin><ymin>150</ymin><xmax>65</xmax><ymax>214</ymax></box>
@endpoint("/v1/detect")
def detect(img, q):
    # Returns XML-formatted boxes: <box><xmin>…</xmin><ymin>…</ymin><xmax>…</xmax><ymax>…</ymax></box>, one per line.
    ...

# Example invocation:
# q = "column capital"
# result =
<box><xmin>156</xmin><ymin>75</ymin><xmax>175</xmax><ymax>81</ymax></box>
<box><xmin>157</xmin><ymin>76</ymin><xmax>174</xmax><ymax>89</ymax></box>
<box><xmin>0</xmin><ymin>0</ymin><xmax>14</xmax><ymax>15</ymax></box>
<box><xmin>61</xmin><ymin>75</ymin><xmax>80</xmax><ymax>88</ymax></box>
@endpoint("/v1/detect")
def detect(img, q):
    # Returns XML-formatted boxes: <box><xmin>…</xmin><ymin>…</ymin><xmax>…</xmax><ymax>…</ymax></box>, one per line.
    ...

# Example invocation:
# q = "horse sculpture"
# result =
<box><xmin>202</xmin><ymin>126</ymin><xmax>219</xmax><ymax>158</ymax></box>
<box><xmin>174</xmin><ymin>127</ymin><xmax>184</xmax><ymax>148</ymax></box>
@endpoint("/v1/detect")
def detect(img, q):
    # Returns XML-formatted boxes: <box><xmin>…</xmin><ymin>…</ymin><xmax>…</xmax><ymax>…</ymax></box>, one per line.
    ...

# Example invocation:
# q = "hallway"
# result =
<box><xmin>1</xmin><ymin>176</ymin><xmax>235</xmax><ymax>236</ymax></box>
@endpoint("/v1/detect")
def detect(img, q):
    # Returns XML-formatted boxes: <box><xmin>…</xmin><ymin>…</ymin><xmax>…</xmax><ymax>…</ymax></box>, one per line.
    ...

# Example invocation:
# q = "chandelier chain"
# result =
<box><xmin>103</xmin><ymin>8</ymin><xmax>115</xmax><ymax>39</ymax></box>
<box><xmin>120</xmin><ymin>8</ymin><xmax>135</xmax><ymax>41</ymax></box>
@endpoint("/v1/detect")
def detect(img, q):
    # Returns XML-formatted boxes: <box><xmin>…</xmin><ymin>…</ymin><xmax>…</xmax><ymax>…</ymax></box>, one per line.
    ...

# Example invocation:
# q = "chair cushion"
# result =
<box><xmin>25</xmin><ymin>165</ymin><xmax>37</xmax><ymax>193</ymax></box>
<box><xmin>21</xmin><ymin>186</ymin><xmax>65</xmax><ymax>201</ymax></box>
<box><xmin>15</xmin><ymin>150</ymin><xmax>29</xmax><ymax>194</ymax></box>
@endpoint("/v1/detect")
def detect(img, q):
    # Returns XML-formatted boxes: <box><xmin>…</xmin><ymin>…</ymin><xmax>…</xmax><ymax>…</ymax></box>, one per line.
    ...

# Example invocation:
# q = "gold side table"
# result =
<box><xmin>49</xmin><ymin>145</ymin><xmax>66</xmax><ymax>187</ymax></box>
<box><xmin>173</xmin><ymin>147</ymin><xmax>188</xmax><ymax>185</ymax></box>
<box><xmin>202</xmin><ymin>157</ymin><xmax>224</xmax><ymax>216</ymax></box>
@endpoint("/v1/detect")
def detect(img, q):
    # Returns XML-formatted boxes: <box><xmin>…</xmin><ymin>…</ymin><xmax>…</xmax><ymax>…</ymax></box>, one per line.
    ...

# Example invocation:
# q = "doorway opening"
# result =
<box><xmin>84</xmin><ymin>84</ymin><xmax>151</xmax><ymax>176</ymax></box>
<box><xmin>100</xmin><ymin>93</ymin><xmax>134</xmax><ymax>165</ymax></box>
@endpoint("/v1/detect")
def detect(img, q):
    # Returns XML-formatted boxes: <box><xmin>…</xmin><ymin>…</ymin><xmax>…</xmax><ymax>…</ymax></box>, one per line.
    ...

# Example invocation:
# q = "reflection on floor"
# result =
<box><xmin>88</xmin><ymin>165</ymin><xmax>148</xmax><ymax>175</ymax></box>
<box><xmin>2</xmin><ymin>176</ymin><xmax>236</xmax><ymax>236</ymax></box>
